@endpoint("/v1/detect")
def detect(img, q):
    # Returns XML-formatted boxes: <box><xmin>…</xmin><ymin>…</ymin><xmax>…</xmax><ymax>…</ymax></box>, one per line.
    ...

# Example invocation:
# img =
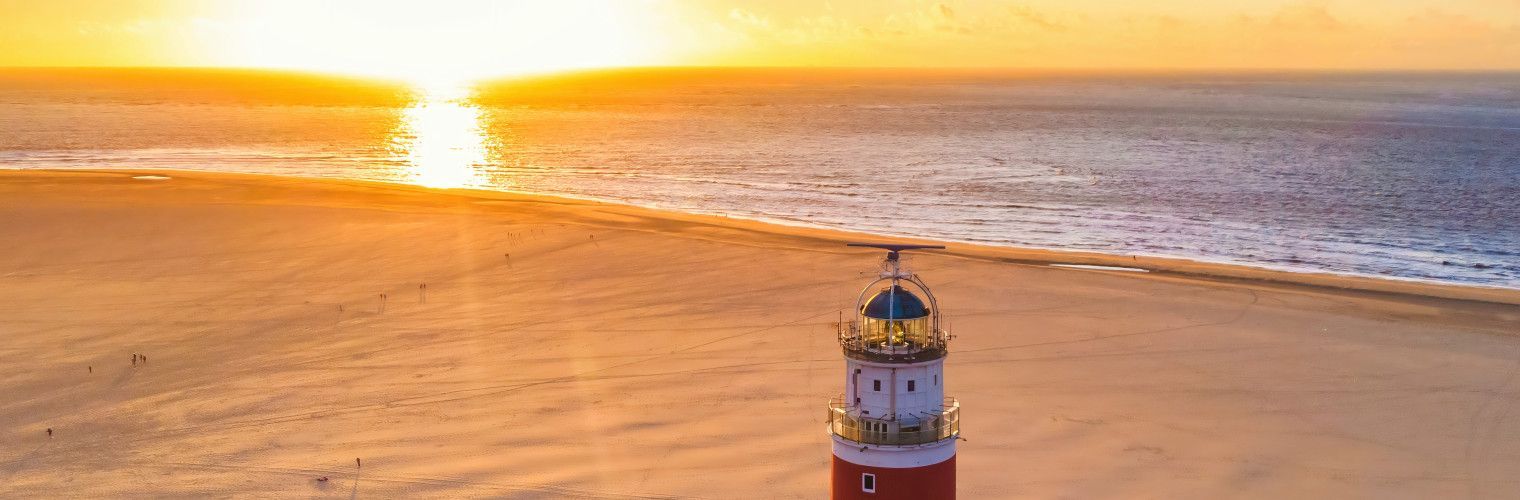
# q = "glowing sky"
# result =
<box><xmin>3</xmin><ymin>0</ymin><xmax>1519</xmax><ymax>80</ymax></box>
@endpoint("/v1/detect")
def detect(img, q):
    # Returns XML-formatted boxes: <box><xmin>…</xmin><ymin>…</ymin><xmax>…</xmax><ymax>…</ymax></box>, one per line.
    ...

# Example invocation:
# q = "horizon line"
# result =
<box><xmin>4</xmin><ymin>64</ymin><xmax>1520</xmax><ymax>80</ymax></box>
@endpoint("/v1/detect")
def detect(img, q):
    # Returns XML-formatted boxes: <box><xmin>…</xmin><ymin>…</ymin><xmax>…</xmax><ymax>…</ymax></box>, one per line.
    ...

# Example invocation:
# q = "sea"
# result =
<box><xmin>2</xmin><ymin>68</ymin><xmax>1516</xmax><ymax>289</ymax></box>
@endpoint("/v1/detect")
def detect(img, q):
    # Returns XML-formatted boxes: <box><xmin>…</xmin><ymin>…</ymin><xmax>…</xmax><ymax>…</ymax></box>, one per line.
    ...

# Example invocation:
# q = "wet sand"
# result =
<box><xmin>1</xmin><ymin>170</ymin><xmax>1517</xmax><ymax>498</ymax></box>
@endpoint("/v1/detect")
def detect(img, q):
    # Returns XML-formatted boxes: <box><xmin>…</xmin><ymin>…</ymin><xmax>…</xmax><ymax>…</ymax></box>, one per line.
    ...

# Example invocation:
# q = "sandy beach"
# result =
<box><xmin>2</xmin><ymin>169</ymin><xmax>1518</xmax><ymax>499</ymax></box>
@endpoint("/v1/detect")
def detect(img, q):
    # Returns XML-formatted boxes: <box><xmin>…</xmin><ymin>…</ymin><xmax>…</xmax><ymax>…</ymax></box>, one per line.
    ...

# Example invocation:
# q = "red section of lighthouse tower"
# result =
<box><xmin>832</xmin><ymin>455</ymin><xmax>955</xmax><ymax>500</ymax></box>
<box><xmin>827</xmin><ymin>244</ymin><xmax>959</xmax><ymax>500</ymax></box>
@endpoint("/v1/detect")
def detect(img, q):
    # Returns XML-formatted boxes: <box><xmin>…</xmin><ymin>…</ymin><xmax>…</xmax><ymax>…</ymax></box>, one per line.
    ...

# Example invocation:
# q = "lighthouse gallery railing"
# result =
<box><xmin>827</xmin><ymin>397</ymin><xmax>960</xmax><ymax>446</ymax></box>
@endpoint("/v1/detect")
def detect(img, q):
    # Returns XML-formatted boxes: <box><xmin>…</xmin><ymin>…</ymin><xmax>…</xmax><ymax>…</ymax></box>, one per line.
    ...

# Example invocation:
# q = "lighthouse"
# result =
<box><xmin>828</xmin><ymin>243</ymin><xmax>959</xmax><ymax>499</ymax></box>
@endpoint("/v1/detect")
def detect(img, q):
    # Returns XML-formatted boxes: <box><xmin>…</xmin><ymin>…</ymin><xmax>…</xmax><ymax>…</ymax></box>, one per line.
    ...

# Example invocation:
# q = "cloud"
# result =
<box><xmin>1005</xmin><ymin>5</ymin><xmax>1063</xmax><ymax>31</ymax></box>
<box><xmin>1402</xmin><ymin>8</ymin><xmax>1497</xmax><ymax>38</ymax></box>
<box><xmin>885</xmin><ymin>2</ymin><xmax>972</xmax><ymax>35</ymax></box>
<box><xmin>1268</xmin><ymin>3</ymin><xmax>1342</xmax><ymax>31</ymax></box>
<box><xmin>728</xmin><ymin>8</ymin><xmax>770</xmax><ymax>29</ymax></box>
<box><xmin>935</xmin><ymin>3</ymin><xmax>954</xmax><ymax>20</ymax></box>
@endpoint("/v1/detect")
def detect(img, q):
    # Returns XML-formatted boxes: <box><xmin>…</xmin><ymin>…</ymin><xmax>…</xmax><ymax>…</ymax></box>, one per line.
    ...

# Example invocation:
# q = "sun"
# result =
<box><xmin>208</xmin><ymin>0</ymin><xmax>676</xmax><ymax>84</ymax></box>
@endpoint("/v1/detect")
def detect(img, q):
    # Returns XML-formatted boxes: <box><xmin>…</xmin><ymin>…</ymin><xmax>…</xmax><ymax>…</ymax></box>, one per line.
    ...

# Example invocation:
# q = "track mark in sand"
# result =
<box><xmin>1053</xmin><ymin>415</ymin><xmax>1106</xmax><ymax>425</ymax></box>
<box><xmin>137</xmin><ymin>460</ymin><xmax>696</xmax><ymax>499</ymax></box>
<box><xmin>957</xmin><ymin>289</ymin><xmax>1261</xmax><ymax>354</ymax></box>
<box><xmin>1127</xmin><ymin>289</ymin><xmax>1428</xmax><ymax>458</ymax></box>
<box><xmin>0</xmin><ymin>442</ymin><xmax>50</xmax><ymax>484</ymax></box>
<box><xmin>668</xmin><ymin>307</ymin><xmax>840</xmax><ymax>354</ymax></box>
<box><xmin>1464</xmin><ymin>342</ymin><xmax>1520</xmax><ymax>500</ymax></box>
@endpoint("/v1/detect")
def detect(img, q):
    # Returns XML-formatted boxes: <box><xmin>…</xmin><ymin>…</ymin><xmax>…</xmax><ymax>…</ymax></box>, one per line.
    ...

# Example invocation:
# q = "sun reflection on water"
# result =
<box><xmin>390</xmin><ymin>84</ymin><xmax>489</xmax><ymax>189</ymax></box>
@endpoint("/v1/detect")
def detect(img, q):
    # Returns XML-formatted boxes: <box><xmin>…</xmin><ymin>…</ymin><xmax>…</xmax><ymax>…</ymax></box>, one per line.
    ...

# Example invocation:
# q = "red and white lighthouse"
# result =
<box><xmin>828</xmin><ymin>243</ymin><xmax>960</xmax><ymax>500</ymax></box>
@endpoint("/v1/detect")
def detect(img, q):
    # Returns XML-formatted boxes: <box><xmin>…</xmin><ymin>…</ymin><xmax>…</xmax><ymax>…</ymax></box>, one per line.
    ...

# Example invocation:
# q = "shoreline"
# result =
<box><xmin>1</xmin><ymin>163</ymin><xmax>1513</xmax><ymax>295</ymax></box>
<box><xmin>9</xmin><ymin>167</ymin><xmax>1518</xmax><ymax>307</ymax></box>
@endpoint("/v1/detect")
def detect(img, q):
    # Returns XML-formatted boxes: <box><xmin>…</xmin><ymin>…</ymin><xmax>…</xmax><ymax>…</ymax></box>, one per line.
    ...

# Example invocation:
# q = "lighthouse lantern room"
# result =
<box><xmin>828</xmin><ymin>243</ymin><xmax>959</xmax><ymax>500</ymax></box>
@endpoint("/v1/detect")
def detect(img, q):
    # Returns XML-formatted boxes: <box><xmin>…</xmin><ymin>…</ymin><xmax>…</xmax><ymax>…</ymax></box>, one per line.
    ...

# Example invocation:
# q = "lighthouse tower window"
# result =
<box><xmin>908</xmin><ymin>380</ymin><xmax>916</xmax><ymax>392</ymax></box>
<box><xmin>873</xmin><ymin>380</ymin><xmax>881</xmax><ymax>391</ymax></box>
<box><xmin>862</xmin><ymin>473</ymin><xmax>876</xmax><ymax>493</ymax></box>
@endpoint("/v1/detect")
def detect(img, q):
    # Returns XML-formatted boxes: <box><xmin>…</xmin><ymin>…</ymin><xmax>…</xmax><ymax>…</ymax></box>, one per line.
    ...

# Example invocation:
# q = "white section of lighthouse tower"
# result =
<box><xmin>827</xmin><ymin>243</ymin><xmax>959</xmax><ymax>500</ymax></box>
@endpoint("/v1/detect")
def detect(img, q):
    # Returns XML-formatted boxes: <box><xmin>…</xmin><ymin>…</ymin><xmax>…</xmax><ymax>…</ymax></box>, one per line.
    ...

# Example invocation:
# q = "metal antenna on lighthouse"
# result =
<box><xmin>846</xmin><ymin>242</ymin><xmax>944</xmax><ymax>279</ymax></box>
<box><xmin>845</xmin><ymin>242</ymin><xmax>946</xmax><ymax>255</ymax></box>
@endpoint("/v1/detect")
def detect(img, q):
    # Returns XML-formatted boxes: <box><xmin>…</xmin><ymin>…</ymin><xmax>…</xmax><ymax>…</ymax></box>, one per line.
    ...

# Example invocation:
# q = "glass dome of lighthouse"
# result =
<box><xmin>857</xmin><ymin>284</ymin><xmax>937</xmax><ymax>356</ymax></box>
<box><xmin>861</xmin><ymin>285</ymin><xmax>929</xmax><ymax>320</ymax></box>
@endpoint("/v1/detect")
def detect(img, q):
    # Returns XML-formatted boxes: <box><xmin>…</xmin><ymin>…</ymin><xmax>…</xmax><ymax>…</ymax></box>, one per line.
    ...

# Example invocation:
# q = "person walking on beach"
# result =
<box><xmin>131</xmin><ymin>354</ymin><xmax>137</xmax><ymax>366</ymax></box>
<box><xmin>46</xmin><ymin>428</ymin><xmax>52</xmax><ymax>438</ymax></box>
<box><xmin>356</xmin><ymin>458</ymin><xmax>361</xmax><ymax>468</ymax></box>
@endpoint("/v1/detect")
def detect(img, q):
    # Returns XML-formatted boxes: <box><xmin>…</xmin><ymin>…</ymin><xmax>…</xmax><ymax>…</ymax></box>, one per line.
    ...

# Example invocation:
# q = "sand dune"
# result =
<box><xmin>1</xmin><ymin>170</ymin><xmax>1517</xmax><ymax>498</ymax></box>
